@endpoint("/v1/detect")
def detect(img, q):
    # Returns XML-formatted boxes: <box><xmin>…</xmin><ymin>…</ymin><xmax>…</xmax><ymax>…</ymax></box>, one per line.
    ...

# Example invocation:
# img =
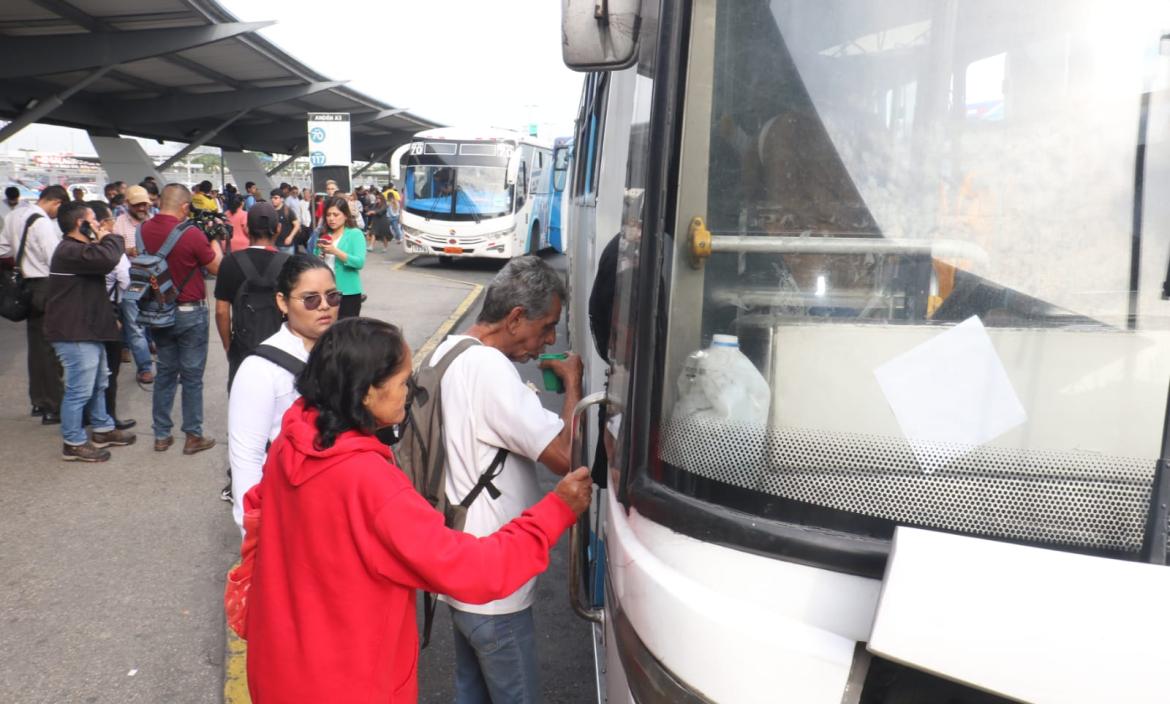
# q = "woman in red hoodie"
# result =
<box><xmin>242</xmin><ymin>318</ymin><xmax>593</xmax><ymax>703</ymax></box>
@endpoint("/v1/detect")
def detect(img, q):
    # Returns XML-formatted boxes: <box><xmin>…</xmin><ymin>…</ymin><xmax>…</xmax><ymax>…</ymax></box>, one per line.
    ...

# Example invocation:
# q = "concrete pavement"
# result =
<box><xmin>0</xmin><ymin>245</ymin><xmax>595</xmax><ymax>703</ymax></box>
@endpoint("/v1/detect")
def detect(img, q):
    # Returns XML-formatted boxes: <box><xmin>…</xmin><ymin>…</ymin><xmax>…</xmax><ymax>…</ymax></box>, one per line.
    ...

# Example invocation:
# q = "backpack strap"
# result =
<box><xmin>260</xmin><ymin>252</ymin><xmax>287</xmax><ymax>281</ymax></box>
<box><xmin>250</xmin><ymin>344</ymin><xmax>305</xmax><ymax>376</ymax></box>
<box><xmin>13</xmin><ymin>213</ymin><xmax>42</xmax><ymax>269</ymax></box>
<box><xmin>416</xmin><ymin>337</ymin><xmax>484</xmax><ymax>503</ymax></box>
<box><xmin>235</xmin><ymin>250</ymin><xmax>261</xmax><ymax>281</ymax></box>
<box><xmin>134</xmin><ymin>223</ymin><xmax>144</xmax><ymax>254</ymax></box>
<box><xmin>150</xmin><ymin>219</ymin><xmax>192</xmax><ymax>258</ymax></box>
<box><xmin>458</xmin><ymin>447</ymin><xmax>509</xmax><ymax>508</ymax></box>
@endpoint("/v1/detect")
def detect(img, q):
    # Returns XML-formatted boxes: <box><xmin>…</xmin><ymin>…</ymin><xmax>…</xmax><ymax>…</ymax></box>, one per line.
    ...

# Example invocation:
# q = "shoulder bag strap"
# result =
<box><xmin>14</xmin><ymin>213</ymin><xmax>42</xmax><ymax>269</ymax></box>
<box><xmin>134</xmin><ymin>223</ymin><xmax>145</xmax><ymax>254</ymax></box>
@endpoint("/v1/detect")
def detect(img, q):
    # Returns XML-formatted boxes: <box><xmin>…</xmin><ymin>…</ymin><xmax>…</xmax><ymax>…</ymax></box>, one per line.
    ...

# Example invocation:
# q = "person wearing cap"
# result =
<box><xmin>214</xmin><ymin>201</ymin><xmax>289</xmax><ymax>389</ymax></box>
<box><xmin>112</xmin><ymin>184</ymin><xmax>157</xmax><ymax>383</ymax></box>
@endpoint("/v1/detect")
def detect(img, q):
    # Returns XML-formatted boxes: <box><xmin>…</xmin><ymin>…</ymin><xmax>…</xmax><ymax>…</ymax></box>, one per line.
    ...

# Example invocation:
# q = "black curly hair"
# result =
<box><xmin>277</xmin><ymin>253</ymin><xmax>333</xmax><ymax>299</ymax></box>
<box><xmin>295</xmin><ymin>317</ymin><xmax>407</xmax><ymax>449</ymax></box>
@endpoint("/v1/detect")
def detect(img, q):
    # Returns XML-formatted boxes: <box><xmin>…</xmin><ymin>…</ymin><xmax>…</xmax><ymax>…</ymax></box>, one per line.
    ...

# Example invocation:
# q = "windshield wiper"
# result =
<box><xmin>455</xmin><ymin>185</ymin><xmax>482</xmax><ymax>223</ymax></box>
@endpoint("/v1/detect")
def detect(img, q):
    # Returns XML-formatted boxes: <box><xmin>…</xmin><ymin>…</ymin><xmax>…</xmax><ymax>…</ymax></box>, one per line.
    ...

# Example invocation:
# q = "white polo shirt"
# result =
<box><xmin>0</xmin><ymin>203</ymin><xmax>61</xmax><ymax>278</ymax></box>
<box><xmin>433</xmin><ymin>335</ymin><xmax>564</xmax><ymax>615</ymax></box>
<box><xmin>228</xmin><ymin>324</ymin><xmax>311</xmax><ymax>535</ymax></box>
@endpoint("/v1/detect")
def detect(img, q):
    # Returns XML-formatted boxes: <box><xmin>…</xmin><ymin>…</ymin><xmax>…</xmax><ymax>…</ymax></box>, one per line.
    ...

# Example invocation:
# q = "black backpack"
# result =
<box><xmin>396</xmin><ymin>337</ymin><xmax>509</xmax><ymax>647</ymax></box>
<box><xmin>0</xmin><ymin>213</ymin><xmax>42</xmax><ymax>322</ymax></box>
<box><xmin>231</xmin><ymin>252</ymin><xmax>288</xmax><ymax>355</ymax></box>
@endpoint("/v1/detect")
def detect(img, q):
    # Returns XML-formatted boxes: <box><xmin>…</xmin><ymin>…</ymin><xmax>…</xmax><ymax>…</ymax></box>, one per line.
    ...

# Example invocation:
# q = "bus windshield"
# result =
<box><xmin>404</xmin><ymin>148</ymin><xmax>515</xmax><ymax>221</ymax></box>
<box><xmin>653</xmin><ymin>0</ymin><xmax>1170</xmax><ymax>557</ymax></box>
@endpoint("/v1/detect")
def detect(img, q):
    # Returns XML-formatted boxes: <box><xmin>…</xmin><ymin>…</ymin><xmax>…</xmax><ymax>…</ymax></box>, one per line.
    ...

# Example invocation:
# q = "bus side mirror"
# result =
<box><xmin>561</xmin><ymin>0</ymin><xmax>641</xmax><ymax>72</ymax></box>
<box><xmin>389</xmin><ymin>143</ymin><xmax>411</xmax><ymax>182</ymax></box>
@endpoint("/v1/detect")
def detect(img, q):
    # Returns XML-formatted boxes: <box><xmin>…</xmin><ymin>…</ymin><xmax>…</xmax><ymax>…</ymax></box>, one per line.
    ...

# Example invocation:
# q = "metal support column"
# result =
<box><xmin>0</xmin><ymin>65</ymin><xmax>113</xmax><ymax>144</ymax></box>
<box><xmin>352</xmin><ymin>144</ymin><xmax>399</xmax><ymax>178</ymax></box>
<box><xmin>267</xmin><ymin>146</ymin><xmax>307</xmax><ymax>177</ymax></box>
<box><xmin>156</xmin><ymin>109</ymin><xmax>249</xmax><ymax>172</ymax></box>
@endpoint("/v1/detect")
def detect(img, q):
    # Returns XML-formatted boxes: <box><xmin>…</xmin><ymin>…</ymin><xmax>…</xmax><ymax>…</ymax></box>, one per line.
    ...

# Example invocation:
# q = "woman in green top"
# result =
<box><xmin>316</xmin><ymin>196</ymin><xmax>366</xmax><ymax>319</ymax></box>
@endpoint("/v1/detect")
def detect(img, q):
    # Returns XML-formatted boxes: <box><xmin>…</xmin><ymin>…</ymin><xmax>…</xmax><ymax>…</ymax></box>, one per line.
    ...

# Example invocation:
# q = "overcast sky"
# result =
<box><xmin>0</xmin><ymin>0</ymin><xmax>583</xmax><ymax>157</ymax></box>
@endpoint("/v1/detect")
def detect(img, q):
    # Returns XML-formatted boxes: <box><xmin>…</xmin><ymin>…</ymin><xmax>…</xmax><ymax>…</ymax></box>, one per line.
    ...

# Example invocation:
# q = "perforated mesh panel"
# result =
<box><xmin>660</xmin><ymin>417</ymin><xmax>1159</xmax><ymax>552</ymax></box>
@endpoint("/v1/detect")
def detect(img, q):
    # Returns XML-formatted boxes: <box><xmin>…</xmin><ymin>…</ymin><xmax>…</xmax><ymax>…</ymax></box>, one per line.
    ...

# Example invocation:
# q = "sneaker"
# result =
<box><xmin>120</xmin><ymin>348</ymin><xmax>131</xmax><ymax>364</ymax></box>
<box><xmin>91</xmin><ymin>428</ymin><xmax>137</xmax><ymax>448</ymax></box>
<box><xmin>41</xmin><ymin>412</ymin><xmax>61</xmax><ymax>425</ymax></box>
<box><xmin>219</xmin><ymin>484</ymin><xmax>234</xmax><ymax>504</ymax></box>
<box><xmin>136</xmin><ymin>370</ymin><xmax>154</xmax><ymax>384</ymax></box>
<box><xmin>154</xmin><ymin>436</ymin><xmax>174</xmax><ymax>452</ymax></box>
<box><xmin>183</xmin><ymin>434</ymin><xmax>216</xmax><ymax>455</ymax></box>
<box><xmin>63</xmin><ymin>442</ymin><xmax>111</xmax><ymax>463</ymax></box>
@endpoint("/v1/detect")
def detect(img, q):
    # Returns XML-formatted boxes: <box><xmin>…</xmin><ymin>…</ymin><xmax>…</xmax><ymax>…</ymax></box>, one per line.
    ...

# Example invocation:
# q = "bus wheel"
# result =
<box><xmin>528</xmin><ymin>222</ymin><xmax>540</xmax><ymax>254</ymax></box>
<box><xmin>438</xmin><ymin>255</ymin><xmax>454</xmax><ymax>265</ymax></box>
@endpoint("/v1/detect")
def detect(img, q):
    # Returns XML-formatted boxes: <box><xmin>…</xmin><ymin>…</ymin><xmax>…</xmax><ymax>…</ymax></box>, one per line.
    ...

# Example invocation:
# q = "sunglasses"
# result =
<box><xmin>291</xmin><ymin>290</ymin><xmax>342</xmax><ymax>310</ymax></box>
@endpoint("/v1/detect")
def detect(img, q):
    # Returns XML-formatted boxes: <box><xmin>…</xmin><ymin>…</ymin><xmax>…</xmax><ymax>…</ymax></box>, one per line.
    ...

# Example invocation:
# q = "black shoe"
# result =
<box><xmin>114</xmin><ymin>418</ymin><xmax>137</xmax><ymax>431</ymax></box>
<box><xmin>31</xmin><ymin>405</ymin><xmax>44</xmax><ymax>416</ymax></box>
<box><xmin>41</xmin><ymin>412</ymin><xmax>61</xmax><ymax>425</ymax></box>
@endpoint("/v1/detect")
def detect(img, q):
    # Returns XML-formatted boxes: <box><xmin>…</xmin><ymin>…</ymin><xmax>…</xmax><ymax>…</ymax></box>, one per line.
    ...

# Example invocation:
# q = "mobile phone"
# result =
<box><xmin>80</xmin><ymin>221</ymin><xmax>96</xmax><ymax>241</ymax></box>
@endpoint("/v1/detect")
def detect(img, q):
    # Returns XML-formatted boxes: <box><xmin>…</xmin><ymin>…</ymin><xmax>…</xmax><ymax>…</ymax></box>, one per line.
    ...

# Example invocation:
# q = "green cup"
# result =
<box><xmin>539</xmin><ymin>352</ymin><xmax>568</xmax><ymax>393</ymax></box>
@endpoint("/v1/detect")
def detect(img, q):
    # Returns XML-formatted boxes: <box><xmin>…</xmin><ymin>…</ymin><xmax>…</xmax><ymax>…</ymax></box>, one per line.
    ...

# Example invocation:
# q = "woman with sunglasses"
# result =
<box><xmin>239</xmin><ymin>318</ymin><xmax>594</xmax><ymax>702</ymax></box>
<box><xmin>226</xmin><ymin>254</ymin><xmax>340</xmax><ymax>533</ymax></box>
<box><xmin>316</xmin><ymin>196</ymin><xmax>366</xmax><ymax>319</ymax></box>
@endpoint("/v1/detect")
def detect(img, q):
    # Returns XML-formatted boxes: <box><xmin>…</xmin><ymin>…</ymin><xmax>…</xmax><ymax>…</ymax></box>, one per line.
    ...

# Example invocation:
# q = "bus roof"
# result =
<box><xmin>411</xmin><ymin>127</ymin><xmax>551</xmax><ymax>149</ymax></box>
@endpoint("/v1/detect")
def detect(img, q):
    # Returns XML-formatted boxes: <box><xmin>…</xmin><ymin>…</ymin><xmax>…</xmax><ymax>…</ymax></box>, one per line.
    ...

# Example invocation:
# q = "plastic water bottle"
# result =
<box><xmin>673</xmin><ymin>334</ymin><xmax>770</xmax><ymax>425</ymax></box>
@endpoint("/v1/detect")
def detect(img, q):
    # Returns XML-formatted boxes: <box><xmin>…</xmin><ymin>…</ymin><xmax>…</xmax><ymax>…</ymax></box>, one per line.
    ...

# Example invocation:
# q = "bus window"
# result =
<box><xmin>574</xmin><ymin>72</ymin><xmax>609</xmax><ymax>197</ymax></box>
<box><xmin>553</xmin><ymin>146</ymin><xmax>570</xmax><ymax>192</ymax></box>
<box><xmin>651</xmin><ymin>0</ymin><xmax>1170</xmax><ymax>558</ymax></box>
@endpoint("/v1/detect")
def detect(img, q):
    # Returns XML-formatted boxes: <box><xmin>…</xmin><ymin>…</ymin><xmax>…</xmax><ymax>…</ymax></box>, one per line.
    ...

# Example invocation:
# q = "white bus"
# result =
<box><xmin>391</xmin><ymin>127</ymin><xmax>552</xmax><ymax>262</ymax></box>
<box><xmin>561</xmin><ymin>1</ymin><xmax>1170</xmax><ymax>702</ymax></box>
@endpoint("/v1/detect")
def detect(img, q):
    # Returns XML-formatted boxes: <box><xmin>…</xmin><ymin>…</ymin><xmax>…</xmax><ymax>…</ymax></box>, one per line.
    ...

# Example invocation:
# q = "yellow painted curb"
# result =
<box><xmin>223</xmin><ymin>625</ymin><xmax>251</xmax><ymax>703</ymax></box>
<box><xmin>391</xmin><ymin>254</ymin><xmax>419</xmax><ymax>271</ymax></box>
<box><xmin>412</xmin><ymin>281</ymin><xmax>484</xmax><ymax>371</ymax></box>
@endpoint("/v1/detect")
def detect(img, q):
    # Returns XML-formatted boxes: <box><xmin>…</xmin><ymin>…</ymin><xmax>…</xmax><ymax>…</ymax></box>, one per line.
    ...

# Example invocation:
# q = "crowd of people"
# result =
<box><xmin>0</xmin><ymin>176</ymin><xmax>396</xmax><ymax>462</ymax></box>
<box><xmin>2</xmin><ymin>171</ymin><xmax>595</xmax><ymax>702</ymax></box>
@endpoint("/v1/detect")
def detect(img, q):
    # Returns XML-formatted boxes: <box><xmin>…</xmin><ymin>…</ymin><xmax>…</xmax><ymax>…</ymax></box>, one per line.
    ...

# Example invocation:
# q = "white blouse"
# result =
<box><xmin>227</xmin><ymin>324</ymin><xmax>311</xmax><ymax>536</ymax></box>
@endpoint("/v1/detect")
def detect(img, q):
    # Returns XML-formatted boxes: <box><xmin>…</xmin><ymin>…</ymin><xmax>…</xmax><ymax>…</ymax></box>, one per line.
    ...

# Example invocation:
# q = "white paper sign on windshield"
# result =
<box><xmin>874</xmin><ymin>316</ymin><xmax>1027</xmax><ymax>472</ymax></box>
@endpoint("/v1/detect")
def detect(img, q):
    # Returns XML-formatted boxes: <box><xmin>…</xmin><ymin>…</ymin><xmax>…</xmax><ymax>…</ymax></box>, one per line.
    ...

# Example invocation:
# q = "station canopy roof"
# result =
<box><xmin>0</xmin><ymin>0</ymin><xmax>441</xmax><ymax>161</ymax></box>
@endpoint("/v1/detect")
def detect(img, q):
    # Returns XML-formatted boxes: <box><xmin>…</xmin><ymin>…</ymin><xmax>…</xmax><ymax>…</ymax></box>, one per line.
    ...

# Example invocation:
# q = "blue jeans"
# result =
<box><xmin>52</xmin><ymin>341</ymin><xmax>115</xmax><ymax>445</ymax></box>
<box><xmin>451</xmin><ymin>607</ymin><xmax>540</xmax><ymax>704</ymax></box>
<box><xmin>389</xmin><ymin>214</ymin><xmax>403</xmax><ymax>242</ymax></box>
<box><xmin>151</xmin><ymin>306</ymin><xmax>209</xmax><ymax>439</ymax></box>
<box><xmin>120</xmin><ymin>297</ymin><xmax>153</xmax><ymax>373</ymax></box>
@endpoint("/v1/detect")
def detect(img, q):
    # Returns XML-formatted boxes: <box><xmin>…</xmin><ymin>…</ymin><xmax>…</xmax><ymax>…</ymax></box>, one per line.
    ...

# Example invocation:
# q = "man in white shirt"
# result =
<box><xmin>0</xmin><ymin>185</ymin><xmax>69</xmax><ymax>421</ymax></box>
<box><xmin>430</xmin><ymin>256</ymin><xmax>582</xmax><ymax>704</ymax></box>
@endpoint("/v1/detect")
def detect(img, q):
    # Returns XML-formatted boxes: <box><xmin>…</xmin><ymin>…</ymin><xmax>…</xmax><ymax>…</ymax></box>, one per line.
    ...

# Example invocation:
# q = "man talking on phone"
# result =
<box><xmin>43</xmin><ymin>200</ymin><xmax>136</xmax><ymax>462</ymax></box>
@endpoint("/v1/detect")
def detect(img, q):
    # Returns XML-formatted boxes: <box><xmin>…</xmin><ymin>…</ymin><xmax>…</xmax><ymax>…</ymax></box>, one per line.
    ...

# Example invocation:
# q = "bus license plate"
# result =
<box><xmin>443</xmin><ymin>246</ymin><xmax>463</xmax><ymax>254</ymax></box>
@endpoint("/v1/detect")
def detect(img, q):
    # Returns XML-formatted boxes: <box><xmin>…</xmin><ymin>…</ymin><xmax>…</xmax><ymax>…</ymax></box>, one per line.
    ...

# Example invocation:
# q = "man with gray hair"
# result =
<box><xmin>428</xmin><ymin>255</ymin><xmax>582</xmax><ymax>703</ymax></box>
